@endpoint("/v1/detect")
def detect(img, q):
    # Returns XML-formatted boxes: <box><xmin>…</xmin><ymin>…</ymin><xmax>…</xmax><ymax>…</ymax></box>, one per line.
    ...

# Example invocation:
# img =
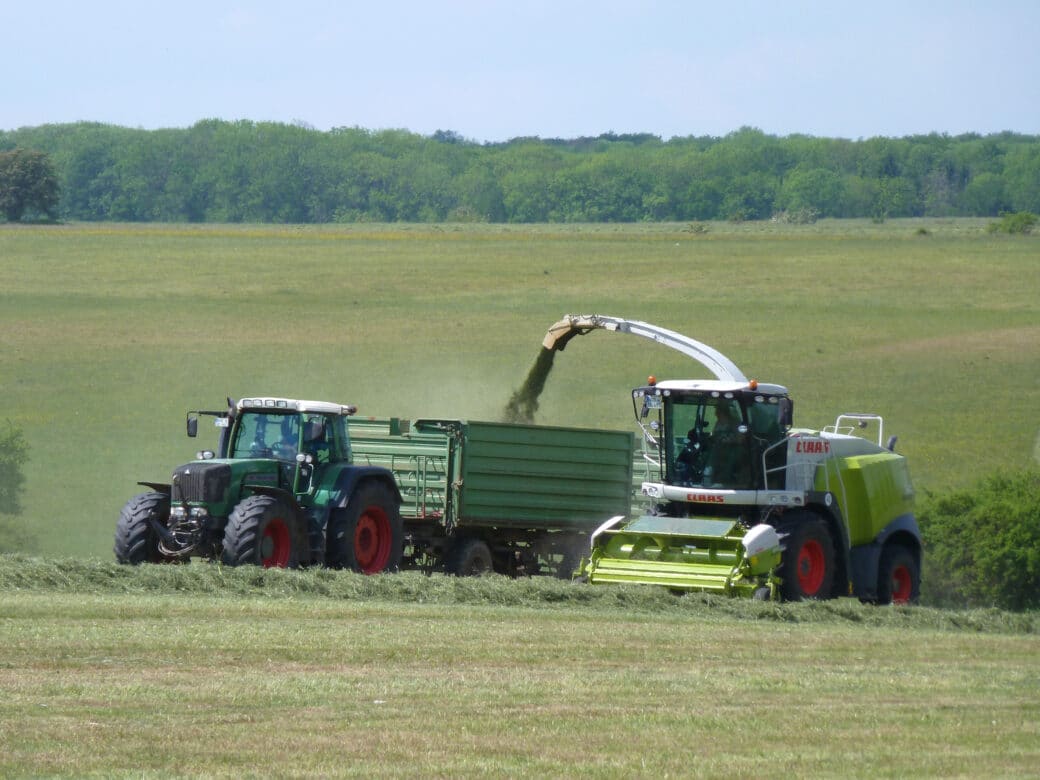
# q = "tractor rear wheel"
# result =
<box><xmin>780</xmin><ymin>514</ymin><xmax>836</xmax><ymax>601</ymax></box>
<box><xmin>222</xmin><ymin>495</ymin><xmax>303</xmax><ymax>568</ymax></box>
<box><xmin>327</xmin><ymin>482</ymin><xmax>403</xmax><ymax>573</ymax></box>
<box><xmin>114</xmin><ymin>492</ymin><xmax>170</xmax><ymax>564</ymax></box>
<box><xmin>877</xmin><ymin>545</ymin><xmax>920</xmax><ymax>605</ymax></box>
<box><xmin>448</xmin><ymin>537</ymin><xmax>494</xmax><ymax>576</ymax></box>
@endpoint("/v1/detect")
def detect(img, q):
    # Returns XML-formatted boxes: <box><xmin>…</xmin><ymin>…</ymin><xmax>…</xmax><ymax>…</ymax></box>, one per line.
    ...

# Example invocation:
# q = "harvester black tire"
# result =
<box><xmin>114</xmin><ymin>492</ymin><xmax>170</xmax><ymax>564</ymax></box>
<box><xmin>222</xmin><ymin>495</ymin><xmax>304</xmax><ymax>568</ymax></box>
<box><xmin>779</xmin><ymin>514</ymin><xmax>836</xmax><ymax>601</ymax></box>
<box><xmin>447</xmin><ymin>537</ymin><xmax>494</xmax><ymax>576</ymax></box>
<box><xmin>327</xmin><ymin>481</ymin><xmax>403</xmax><ymax>574</ymax></box>
<box><xmin>877</xmin><ymin>545</ymin><xmax>920</xmax><ymax>605</ymax></box>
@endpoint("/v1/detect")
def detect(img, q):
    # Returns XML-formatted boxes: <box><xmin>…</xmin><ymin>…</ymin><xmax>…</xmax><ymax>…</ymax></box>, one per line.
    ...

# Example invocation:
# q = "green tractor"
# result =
<box><xmin>115</xmin><ymin>397</ymin><xmax>403</xmax><ymax>571</ymax></box>
<box><xmin>544</xmin><ymin>315</ymin><xmax>922</xmax><ymax>603</ymax></box>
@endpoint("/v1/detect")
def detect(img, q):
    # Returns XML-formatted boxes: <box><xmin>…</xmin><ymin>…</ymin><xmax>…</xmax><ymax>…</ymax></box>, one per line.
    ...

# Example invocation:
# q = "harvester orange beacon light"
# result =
<box><xmin>648</xmin><ymin>375</ymin><xmax>657</xmax><ymax>386</ymax></box>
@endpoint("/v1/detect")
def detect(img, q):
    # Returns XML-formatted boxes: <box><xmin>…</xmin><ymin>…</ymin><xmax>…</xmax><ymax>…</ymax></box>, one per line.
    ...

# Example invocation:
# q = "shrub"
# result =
<box><xmin>918</xmin><ymin>469</ymin><xmax>1040</xmax><ymax>610</ymax></box>
<box><xmin>0</xmin><ymin>422</ymin><xmax>33</xmax><ymax>553</ymax></box>
<box><xmin>986</xmin><ymin>211</ymin><xmax>1037</xmax><ymax>235</ymax></box>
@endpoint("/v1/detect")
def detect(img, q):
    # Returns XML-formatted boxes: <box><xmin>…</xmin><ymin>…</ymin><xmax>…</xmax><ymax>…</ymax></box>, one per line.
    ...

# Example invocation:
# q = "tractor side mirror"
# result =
<box><xmin>778</xmin><ymin>398</ymin><xmax>793</xmax><ymax>428</ymax></box>
<box><xmin>186</xmin><ymin>415</ymin><xmax>198</xmax><ymax>438</ymax></box>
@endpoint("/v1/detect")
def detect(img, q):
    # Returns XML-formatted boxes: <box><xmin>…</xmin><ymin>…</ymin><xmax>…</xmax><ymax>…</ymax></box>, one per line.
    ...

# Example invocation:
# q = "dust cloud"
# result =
<box><xmin>502</xmin><ymin>347</ymin><xmax>556</xmax><ymax>424</ymax></box>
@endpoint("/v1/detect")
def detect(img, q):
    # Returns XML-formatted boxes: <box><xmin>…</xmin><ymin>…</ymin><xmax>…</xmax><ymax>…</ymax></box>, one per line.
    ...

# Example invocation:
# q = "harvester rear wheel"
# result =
<box><xmin>222</xmin><ymin>495</ymin><xmax>303</xmax><ymax>568</ymax></box>
<box><xmin>114</xmin><ymin>492</ymin><xmax>170</xmax><ymax>564</ymax></box>
<box><xmin>877</xmin><ymin>545</ymin><xmax>920</xmax><ymax>605</ymax></box>
<box><xmin>448</xmin><ymin>537</ymin><xmax>493</xmax><ymax>576</ymax></box>
<box><xmin>327</xmin><ymin>482</ymin><xmax>403</xmax><ymax>574</ymax></box>
<box><xmin>780</xmin><ymin>514</ymin><xmax>836</xmax><ymax>601</ymax></box>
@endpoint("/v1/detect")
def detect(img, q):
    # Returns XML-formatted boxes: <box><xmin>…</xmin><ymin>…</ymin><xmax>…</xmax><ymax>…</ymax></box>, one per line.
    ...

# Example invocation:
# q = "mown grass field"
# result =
<box><xmin>2</xmin><ymin>219</ymin><xmax>1037</xmax><ymax>558</ymax></box>
<box><xmin>1</xmin><ymin>558</ymin><xmax>1038</xmax><ymax>778</ymax></box>
<box><xmin>1</xmin><ymin>219</ymin><xmax>1039</xmax><ymax>776</ymax></box>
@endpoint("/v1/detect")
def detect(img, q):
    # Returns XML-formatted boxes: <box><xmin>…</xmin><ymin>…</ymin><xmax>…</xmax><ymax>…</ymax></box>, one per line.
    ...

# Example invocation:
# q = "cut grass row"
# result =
<box><xmin>1</xmin><ymin>558</ymin><xmax>1037</xmax><ymax>777</ymax></box>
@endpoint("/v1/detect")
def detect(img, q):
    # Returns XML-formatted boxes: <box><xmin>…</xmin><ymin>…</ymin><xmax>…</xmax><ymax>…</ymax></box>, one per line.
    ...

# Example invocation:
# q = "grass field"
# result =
<box><xmin>1</xmin><ymin>557</ymin><xmax>1038</xmax><ymax>778</ymax></box>
<box><xmin>2</xmin><ymin>219</ymin><xmax>1037</xmax><ymax>558</ymax></box>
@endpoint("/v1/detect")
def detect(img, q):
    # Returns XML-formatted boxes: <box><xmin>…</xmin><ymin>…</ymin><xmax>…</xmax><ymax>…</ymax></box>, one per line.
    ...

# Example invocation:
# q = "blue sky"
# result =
<box><xmin>5</xmin><ymin>1</ymin><xmax>1039</xmax><ymax>140</ymax></box>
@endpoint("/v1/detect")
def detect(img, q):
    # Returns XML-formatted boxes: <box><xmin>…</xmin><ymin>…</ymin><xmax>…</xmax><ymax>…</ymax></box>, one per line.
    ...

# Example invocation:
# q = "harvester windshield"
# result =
<box><xmin>635</xmin><ymin>384</ymin><xmax>788</xmax><ymax>491</ymax></box>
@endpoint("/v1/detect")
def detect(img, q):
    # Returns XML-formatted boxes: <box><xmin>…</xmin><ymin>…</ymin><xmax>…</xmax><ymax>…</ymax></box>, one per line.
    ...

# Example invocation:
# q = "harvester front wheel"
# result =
<box><xmin>448</xmin><ymin>537</ymin><xmax>494</xmax><ymax>576</ymax></box>
<box><xmin>877</xmin><ymin>545</ymin><xmax>920</xmax><ymax>605</ymax></box>
<box><xmin>114</xmin><ymin>492</ymin><xmax>170</xmax><ymax>564</ymax></box>
<box><xmin>222</xmin><ymin>495</ymin><xmax>303</xmax><ymax>568</ymax></box>
<box><xmin>327</xmin><ymin>482</ymin><xmax>403</xmax><ymax>574</ymax></box>
<box><xmin>780</xmin><ymin>514</ymin><xmax>836</xmax><ymax>601</ymax></box>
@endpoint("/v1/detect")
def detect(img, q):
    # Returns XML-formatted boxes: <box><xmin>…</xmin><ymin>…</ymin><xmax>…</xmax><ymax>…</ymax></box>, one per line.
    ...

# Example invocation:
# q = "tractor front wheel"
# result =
<box><xmin>114</xmin><ymin>492</ymin><xmax>171</xmax><ymax>564</ymax></box>
<box><xmin>327</xmin><ymin>482</ymin><xmax>403</xmax><ymax>573</ymax></box>
<box><xmin>780</xmin><ymin>515</ymin><xmax>836</xmax><ymax>601</ymax></box>
<box><xmin>877</xmin><ymin>545</ymin><xmax>920</xmax><ymax>605</ymax></box>
<box><xmin>222</xmin><ymin>495</ymin><xmax>303</xmax><ymax>568</ymax></box>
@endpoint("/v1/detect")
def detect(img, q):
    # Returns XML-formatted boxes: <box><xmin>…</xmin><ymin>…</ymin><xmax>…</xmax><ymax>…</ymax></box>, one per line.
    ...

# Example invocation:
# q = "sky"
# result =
<box><xmin>4</xmin><ymin>1</ymin><xmax>1039</xmax><ymax>142</ymax></box>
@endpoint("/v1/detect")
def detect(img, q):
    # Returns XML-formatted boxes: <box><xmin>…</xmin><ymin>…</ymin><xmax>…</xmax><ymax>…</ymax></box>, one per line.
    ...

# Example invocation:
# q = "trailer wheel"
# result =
<box><xmin>780</xmin><ymin>514</ymin><xmax>836</xmax><ymax>600</ymax></box>
<box><xmin>448</xmin><ymin>538</ymin><xmax>493</xmax><ymax>576</ymax></box>
<box><xmin>114</xmin><ymin>492</ymin><xmax>170</xmax><ymax>564</ymax></box>
<box><xmin>877</xmin><ymin>545</ymin><xmax>920</xmax><ymax>605</ymax></box>
<box><xmin>328</xmin><ymin>482</ymin><xmax>403</xmax><ymax>574</ymax></box>
<box><xmin>222</xmin><ymin>495</ymin><xmax>302</xmax><ymax>568</ymax></box>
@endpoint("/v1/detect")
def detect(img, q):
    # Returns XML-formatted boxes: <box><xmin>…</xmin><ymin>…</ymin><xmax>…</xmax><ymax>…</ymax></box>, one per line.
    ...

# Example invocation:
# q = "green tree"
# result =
<box><xmin>0</xmin><ymin>148</ymin><xmax>60</xmax><ymax>221</ymax></box>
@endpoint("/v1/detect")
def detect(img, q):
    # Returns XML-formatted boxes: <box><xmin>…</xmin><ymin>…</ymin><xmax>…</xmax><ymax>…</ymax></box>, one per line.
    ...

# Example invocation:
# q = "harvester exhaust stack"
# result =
<box><xmin>542</xmin><ymin>314</ymin><xmax>748</xmax><ymax>383</ymax></box>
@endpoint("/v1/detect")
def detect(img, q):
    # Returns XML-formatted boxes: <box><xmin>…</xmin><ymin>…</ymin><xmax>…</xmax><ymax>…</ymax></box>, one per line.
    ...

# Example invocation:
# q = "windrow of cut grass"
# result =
<box><xmin>1</xmin><ymin>554</ymin><xmax>1036</xmax><ymax>634</ymax></box>
<box><xmin>1</xmin><ymin>219</ymin><xmax>1038</xmax><ymax>557</ymax></box>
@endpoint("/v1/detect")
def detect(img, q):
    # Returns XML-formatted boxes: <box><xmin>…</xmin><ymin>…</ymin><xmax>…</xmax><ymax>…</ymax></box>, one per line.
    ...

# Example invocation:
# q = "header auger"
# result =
<box><xmin>545</xmin><ymin>314</ymin><xmax>921</xmax><ymax>604</ymax></box>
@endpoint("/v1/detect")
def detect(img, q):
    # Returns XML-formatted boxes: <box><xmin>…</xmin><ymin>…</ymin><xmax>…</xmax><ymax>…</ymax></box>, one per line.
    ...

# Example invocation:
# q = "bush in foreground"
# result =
<box><xmin>918</xmin><ymin>469</ymin><xmax>1040</xmax><ymax>611</ymax></box>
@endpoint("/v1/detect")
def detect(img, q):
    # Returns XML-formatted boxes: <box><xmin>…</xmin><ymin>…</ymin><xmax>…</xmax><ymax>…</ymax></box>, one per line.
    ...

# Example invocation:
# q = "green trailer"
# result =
<box><xmin>115</xmin><ymin>397</ymin><xmax>635</xmax><ymax>577</ymax></box>
<box><xmin>350</xmin><ymin>418</ymin><xmax>635</xmax><ymax>576</ymax></box>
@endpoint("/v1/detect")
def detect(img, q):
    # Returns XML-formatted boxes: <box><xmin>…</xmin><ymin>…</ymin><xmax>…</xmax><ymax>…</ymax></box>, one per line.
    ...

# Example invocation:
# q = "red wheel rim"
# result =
<box><xmin>260</xmin><ymin>517</ymin><xmax>292</xmax><ymax>568</ymax></box>
<box><xmin>796</xmin><ymin>539</ymin><xmax>826</xmax><ymax>596</ymax></box>
<box><xmin>354</xmin><ymin>506</ymin><xmax>391</xmax><ymax>574</ymax></box>
<box><xmin>890</xmin><ymin>564</ymin><xmax>913</xmax><ymax>604</ymax></box>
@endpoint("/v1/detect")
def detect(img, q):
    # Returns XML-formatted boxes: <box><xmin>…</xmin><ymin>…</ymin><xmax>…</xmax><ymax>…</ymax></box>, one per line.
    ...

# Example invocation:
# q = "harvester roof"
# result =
<box><xmin>647</xmin><ymin>379</ymin><xmax>789</xmax><ymax>396</ymax></box>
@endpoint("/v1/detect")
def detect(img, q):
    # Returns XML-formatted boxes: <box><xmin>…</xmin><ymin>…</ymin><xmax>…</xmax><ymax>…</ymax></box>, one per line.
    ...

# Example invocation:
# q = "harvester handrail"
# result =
<box><xmin>824</xmin><ymin>413</ymin><xmax>886</xmax><ymax>447</ymax></box>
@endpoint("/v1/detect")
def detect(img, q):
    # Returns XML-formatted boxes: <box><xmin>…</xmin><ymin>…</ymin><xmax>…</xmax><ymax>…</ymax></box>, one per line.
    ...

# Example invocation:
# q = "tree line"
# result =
<box><xmin>1</xmin><ymin>121</ymin><xmax>1039</xmax><ymax>223</ymax></box>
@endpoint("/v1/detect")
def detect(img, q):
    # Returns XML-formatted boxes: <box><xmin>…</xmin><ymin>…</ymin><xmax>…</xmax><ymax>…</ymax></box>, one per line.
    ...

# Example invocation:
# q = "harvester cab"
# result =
<box><xmin>116</xmin><ymin>397</ymin><xmax>404</xmax><ymax>573</ymax></box>
<box><xmin>544</xmin><ymin>314</ymin><xmax>922</xmax><ymax>604</ymax></box>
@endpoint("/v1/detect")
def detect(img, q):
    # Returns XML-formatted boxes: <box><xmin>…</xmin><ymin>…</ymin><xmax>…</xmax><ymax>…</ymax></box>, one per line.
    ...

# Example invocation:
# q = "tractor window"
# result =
<box><xmin>327</xmin><ymin>415</ymin><xmax>350</xmax><ymax>462</ymax></box>
<box><xmin>230</xmin><ymin>412</ymin><xmax>299</xmax><ymax>460</ymax></box>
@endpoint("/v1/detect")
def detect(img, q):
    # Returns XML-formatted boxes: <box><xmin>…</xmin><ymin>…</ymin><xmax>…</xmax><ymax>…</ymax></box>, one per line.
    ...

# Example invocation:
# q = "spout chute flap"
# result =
<box><xmin>541</xmin><ymin>313</ymin><xmax>748</xmax><ymax>382</ymax></box>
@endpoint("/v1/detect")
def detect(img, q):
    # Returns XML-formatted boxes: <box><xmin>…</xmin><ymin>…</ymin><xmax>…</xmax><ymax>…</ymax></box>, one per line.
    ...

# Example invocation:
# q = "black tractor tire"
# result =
<box><xmin>447</xmin><ymin>537</ymin><xmax>494</xmax><ymax>577</ymax></box>
<box><xmin>779</xmin><ymin>514</ymin><xmax>837</xmax><ymax>601</ymax></box>
<box><xmin>877</xmin><ymin>545</ymin><xmax>920</xmax><ymax>605</ymax></box>
<box><xmin>222</xmin><ymin>495</ymin><xmax>304</xmax><ymax>568</ymax></box>
<box><xmin>327</xmin><ymin>481</ymin><xmax>403</xmax><ymax>574</ymax></box>
<box><xmin>114</xmin><ymin>492</ymin><xmax>170</xmax><ymax>564</ymax></box>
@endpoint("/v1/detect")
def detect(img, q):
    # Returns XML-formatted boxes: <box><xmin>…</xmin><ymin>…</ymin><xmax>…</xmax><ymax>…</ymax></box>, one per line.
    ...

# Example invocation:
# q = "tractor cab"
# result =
<box><xmin>185</xmin><ymin>397</ymin><xmax>357</xmax><ymax>499</ymax></box>
<box><xmin>633</xmin><ymin>379</ymin><xmax>792</xmax><ymax>492</ymax></box>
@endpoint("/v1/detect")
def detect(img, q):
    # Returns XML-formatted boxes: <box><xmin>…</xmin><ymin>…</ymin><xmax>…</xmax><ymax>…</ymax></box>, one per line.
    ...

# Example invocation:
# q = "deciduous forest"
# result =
<box><xmin>2</xmin><ymin>121</ymin><xmax>1038</xmax><ymax>223</ymax></box>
